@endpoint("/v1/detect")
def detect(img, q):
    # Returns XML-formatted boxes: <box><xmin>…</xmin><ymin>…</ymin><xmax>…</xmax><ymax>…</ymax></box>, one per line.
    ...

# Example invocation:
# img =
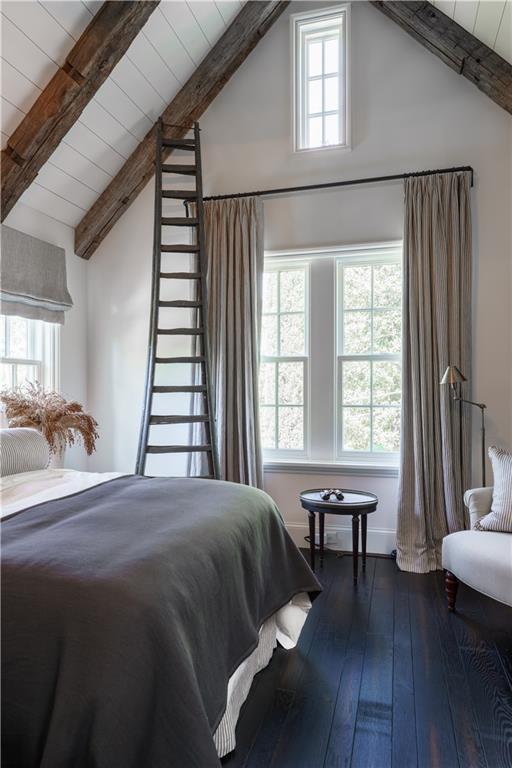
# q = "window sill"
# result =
<box><xmin>263</xmin><ymin>459</ymin><xmax>399</xmax><ymax>478</ymax></box>
<box><xmin>293</xmin><ymin>142</ymin><xmax>352</xmax><ymax>155</ymax></box>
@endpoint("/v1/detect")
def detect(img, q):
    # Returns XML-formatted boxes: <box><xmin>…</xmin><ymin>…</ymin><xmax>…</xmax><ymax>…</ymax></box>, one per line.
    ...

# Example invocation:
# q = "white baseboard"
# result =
<box><xmin>286</xmin><ymin>522</ymin><xmax>396</xmax><ymax>556</ymax></box>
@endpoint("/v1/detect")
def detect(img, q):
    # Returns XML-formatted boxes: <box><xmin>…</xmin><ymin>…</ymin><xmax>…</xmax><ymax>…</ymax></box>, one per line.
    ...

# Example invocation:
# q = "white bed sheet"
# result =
<box><xmin>0</xmin><ymin>468</ymin><xmax>124</xmax><ymax>518</ymax></box>
<box><xmin>1</xmin><ymin>468</ymin><xmax>311</xmax><ymax>757</ymax></box>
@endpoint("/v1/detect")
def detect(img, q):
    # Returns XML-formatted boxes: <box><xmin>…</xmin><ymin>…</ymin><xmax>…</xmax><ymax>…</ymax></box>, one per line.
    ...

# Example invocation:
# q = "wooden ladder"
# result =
<box><xmin>135</xmin><ymin>119</ymin><xmax>218</xmax><ymax>479</ymax></box>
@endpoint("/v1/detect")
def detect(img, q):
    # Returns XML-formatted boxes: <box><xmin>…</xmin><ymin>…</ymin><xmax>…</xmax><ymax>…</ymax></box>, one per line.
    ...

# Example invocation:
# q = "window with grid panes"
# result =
<box><xmin>260</xmin><ymin>245</ymin><xmax>402</xmax><ymax>465</ymax></box>
<box><xmin>293</xmin><ymin>5</ymin><xmax>350</xmax><ymax>151</ymax></box>
<box><xmin>259</xmin><ymin>265</ymin><xmax>308</xmax><ymax>456</ymax></box>
<box><xmin>0</xmin><ymin>315</ymin><xmax>58</xmax><ymax>391</ymax></box>
<box><xmin>337</xmin><ymin>259</ymin><xmax>402</xmax><ymax>458</ymax></box>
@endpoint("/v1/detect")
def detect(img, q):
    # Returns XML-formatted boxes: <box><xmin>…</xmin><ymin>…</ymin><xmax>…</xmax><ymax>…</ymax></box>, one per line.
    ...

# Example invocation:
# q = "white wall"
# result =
<box><xmin>85</xmin><ymin>1</ymin><xmax>512</xmax><ymax>552</ymax></box>
<box><xmin>4</xmin><ymin>203</ymin><xmax>89</xmax><ymax>469</ymax></box>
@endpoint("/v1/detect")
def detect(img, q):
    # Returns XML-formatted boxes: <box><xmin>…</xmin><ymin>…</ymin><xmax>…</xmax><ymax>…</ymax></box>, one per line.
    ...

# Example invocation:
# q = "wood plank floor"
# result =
<box><xmin>222</xmin><ymin>552</ymin><xmax>512</xmax><ymax>768</ymax></box>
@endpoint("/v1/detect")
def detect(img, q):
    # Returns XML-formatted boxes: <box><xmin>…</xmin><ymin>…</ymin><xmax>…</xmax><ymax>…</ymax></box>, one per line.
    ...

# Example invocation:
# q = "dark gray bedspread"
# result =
<box><xmin>2</xmin><ymin>475</ymin><xmax>320</xmax><ymax>768</ymax></box>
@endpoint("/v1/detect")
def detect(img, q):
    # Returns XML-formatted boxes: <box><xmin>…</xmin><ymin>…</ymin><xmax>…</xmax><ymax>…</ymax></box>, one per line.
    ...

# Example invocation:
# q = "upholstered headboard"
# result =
<box><xmin>0</xmin><ymin>428</ymin><xmax>50</xmax><ymax>477</ymax></box>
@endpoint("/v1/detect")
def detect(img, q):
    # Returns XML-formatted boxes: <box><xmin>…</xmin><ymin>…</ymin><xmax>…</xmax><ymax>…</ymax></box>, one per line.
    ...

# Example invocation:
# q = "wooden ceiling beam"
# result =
<box><xmin>75</xmin><ymin>0</ymin><xmax>289</xmax><ymax>260</ymax></box>
<box><xmin>370</xmin><ymin>1</ymin><xmax>512</xmax><ymax>115</ymax></box>
<box><xmin>1</xmin><ymin>1</ymin><xmax>159</xmax><ymax>220</ymax></box>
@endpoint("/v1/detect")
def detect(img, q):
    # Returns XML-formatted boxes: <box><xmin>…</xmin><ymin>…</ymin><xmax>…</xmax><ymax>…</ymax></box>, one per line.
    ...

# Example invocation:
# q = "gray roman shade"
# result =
<box><xmin>1</xmin><ymin>225</ymin><xmax>73</xmax><ymax>324</ymax></box>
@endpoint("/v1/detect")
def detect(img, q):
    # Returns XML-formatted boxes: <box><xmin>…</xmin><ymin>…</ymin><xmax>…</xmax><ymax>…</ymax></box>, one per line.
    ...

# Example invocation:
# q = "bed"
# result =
<box><xmin>1</xmin><ymin>429</ymin><xmax>320</xmax><ymax>768</ymax></box>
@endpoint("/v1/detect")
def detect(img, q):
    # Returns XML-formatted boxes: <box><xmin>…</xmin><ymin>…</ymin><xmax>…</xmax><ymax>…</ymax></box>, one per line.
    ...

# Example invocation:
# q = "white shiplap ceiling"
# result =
<box><xmin>432</xmin><ymin>0</ymin><xmax>512</xmax><ymax>61</ymax></box>
<box><xmin>0</xmin><ymin>0</ymin><xmax>242</xmax><ymax>227</ymax></box>
<box><xmin>0</xmin><ymin>1</ymin><xmax>511</xmax><ymax>229</ymax></box>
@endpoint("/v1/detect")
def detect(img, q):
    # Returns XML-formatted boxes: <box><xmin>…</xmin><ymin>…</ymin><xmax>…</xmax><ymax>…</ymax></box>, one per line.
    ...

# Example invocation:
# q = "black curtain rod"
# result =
<box><xmin>199</xmin><ymin>165</ymin><xmax>474</xmax><ymax>203</ymax></box>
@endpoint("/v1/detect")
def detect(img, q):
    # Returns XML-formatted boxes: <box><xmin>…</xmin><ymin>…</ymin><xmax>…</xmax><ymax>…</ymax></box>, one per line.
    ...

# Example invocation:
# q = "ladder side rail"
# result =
<box><xmin>135</xmin><ymin>118</ymin><xmax>164</xmax><ymax>475</ymax></box>
<box><xmin>194</xmin><ymin>122</ymin><xmax>219</xmax><ymax>480</ymax></box>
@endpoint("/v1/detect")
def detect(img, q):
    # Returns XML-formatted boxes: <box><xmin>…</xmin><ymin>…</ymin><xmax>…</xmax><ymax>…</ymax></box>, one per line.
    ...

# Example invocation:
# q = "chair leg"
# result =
<box><xmin>445</xmin><ymin>570</ymin><xmax>459</xmax><ymax>612</ymax></box>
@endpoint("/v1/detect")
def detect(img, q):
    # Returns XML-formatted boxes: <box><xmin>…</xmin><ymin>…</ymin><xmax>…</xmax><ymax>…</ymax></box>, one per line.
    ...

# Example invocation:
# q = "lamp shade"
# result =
<box><xmin>440</xmin><ymin>365</ymin><xmax>467</xmax><ymax>386</ymax></box>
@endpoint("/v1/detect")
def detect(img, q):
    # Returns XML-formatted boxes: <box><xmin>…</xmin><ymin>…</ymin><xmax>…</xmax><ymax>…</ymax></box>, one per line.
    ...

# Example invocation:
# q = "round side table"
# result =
<box><xmin>299</xmin><ymin>488</ymin><xmax>378</xmax><ymax>584</ymax></box>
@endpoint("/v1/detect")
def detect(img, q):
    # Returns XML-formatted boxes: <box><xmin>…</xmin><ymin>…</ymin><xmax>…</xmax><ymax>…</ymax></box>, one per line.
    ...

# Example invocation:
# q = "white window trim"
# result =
<box><xmin>1</xmin><ymin>316</ymin><xmax>60</xmax><ymax>391</ymax></box>
<box><xmin>291</xmin><ymin>3</ymin><xmax>351</xmax><ymax>153</ymax></box>
<box><xmin>336</xmin><ymin>252</ymin><xmax>402</xmax><ymax>463</ymax></box>
<box><xmin>261</xmin><ymin>261</ymin><xmax>310</xmax><ymax>460</ymax></box>
<box><xmin>262</xmin><ymin>242</ymin><xmax>402</xmax><ymax>473</ymax></box>
<box><xmin>263</xmin><ymin>459</ymin><xmax>400</xmax><ymax>478</ymax></box>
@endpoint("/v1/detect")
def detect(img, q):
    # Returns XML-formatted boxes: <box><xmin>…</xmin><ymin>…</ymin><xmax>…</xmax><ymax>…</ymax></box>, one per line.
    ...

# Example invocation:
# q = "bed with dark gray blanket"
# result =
<box><xmin>2</xmin><ymin>475</ymin><xmax>320</xmax><ymax>768</ymax></box>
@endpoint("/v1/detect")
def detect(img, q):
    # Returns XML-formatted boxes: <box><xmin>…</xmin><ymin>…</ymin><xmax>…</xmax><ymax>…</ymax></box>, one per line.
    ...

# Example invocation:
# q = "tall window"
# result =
<box><xmin>293</xmin><ymin>5</ymin><xmax>350</xmax><ymax>151</ymax></box>
<box><xmin>260</xmin><ymin>244</ymin><xmax>402</xmax><ymax>466</ymax></box>
<box><xmin>259</xmin><ymin>265</ymin><xmax>308</xmax><ymax>456</ymax></box>
<box><xmin>0</xmin><ymin>316</ymin><xmax>58</xmax><ymax>390</ymax></box>
<box><xmin>337</xmin><ymin>260</ymin><xmax>401</xmax><ymax>457</ymax></box>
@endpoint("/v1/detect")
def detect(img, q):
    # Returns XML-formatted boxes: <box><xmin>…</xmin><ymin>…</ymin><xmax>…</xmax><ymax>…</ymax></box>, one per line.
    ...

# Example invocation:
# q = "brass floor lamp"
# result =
<box><xmin>441</xmin><ymin>365</ymin><xmax>487</xmax><ymax>486</ymax></box>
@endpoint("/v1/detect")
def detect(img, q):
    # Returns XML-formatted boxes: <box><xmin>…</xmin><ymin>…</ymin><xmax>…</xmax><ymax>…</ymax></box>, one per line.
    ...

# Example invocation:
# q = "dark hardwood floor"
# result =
<box><xmin>222</xmin><ymin>552</ymin><xmax>512</xmax><ymax>768</ymax></box>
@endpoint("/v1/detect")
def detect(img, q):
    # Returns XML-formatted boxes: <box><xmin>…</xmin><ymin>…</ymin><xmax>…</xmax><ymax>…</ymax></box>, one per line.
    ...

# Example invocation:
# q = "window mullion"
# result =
<box><xmin>294</xmin><ymin>7</ymin><xmax>349</xmax><ymax>151</ymax></box>
<box><xmin>275</xmin><ymin>362</ymin><xmax>279</xmax><ymax>450</ymax></box>
<box><xmin>321</xmin><ymin>39</ymin><xmax>325</xmax><ymax>145</ymax></box>
<box><xmin>370</xmin><ymin>266</ymin><xmax>374</xmax><ymax>451</ymax></box>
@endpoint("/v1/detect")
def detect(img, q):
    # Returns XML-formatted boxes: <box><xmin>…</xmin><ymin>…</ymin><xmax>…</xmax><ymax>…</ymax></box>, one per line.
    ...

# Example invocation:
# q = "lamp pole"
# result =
<box><xmin>452</xmin><ymin>395</ymin><xmax>487</xmax><ymax>487</ymax></box>
<box><xmin>441</xmin><ymin>366</ymin><xmax>487</xmax><ymax>488</ymax></box>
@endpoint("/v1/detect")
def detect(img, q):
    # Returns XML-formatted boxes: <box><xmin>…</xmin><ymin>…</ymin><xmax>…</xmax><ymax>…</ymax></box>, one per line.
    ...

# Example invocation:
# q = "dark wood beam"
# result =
<box><xmin>1</xmin><ymin>1</ymin><xmax>159</xmax><ymax>220</ymax></box>
<box><xmin>370</xmin><ymin>1</ymin><xmax>512</xmax><ymax>115</ymax></box>
<box><xmin>75</xmin><ymin>1</ymin><xmax>289</xmax><ymax>260</ymax></box>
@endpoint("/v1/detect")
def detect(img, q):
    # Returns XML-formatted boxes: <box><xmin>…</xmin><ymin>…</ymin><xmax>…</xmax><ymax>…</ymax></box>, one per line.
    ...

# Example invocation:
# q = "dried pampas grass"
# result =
<box><xmin>1</xmin><ymin>382</ymin><xmax>99</xmax><ymax>456</ymax></box>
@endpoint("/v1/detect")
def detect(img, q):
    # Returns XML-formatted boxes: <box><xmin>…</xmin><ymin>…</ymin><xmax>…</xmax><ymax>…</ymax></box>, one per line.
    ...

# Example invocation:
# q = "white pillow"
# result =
<box><xmin>474</xmin><ymin>446</ymin><xmax>512</xmax><ymax>533</ymax></box>
<box><xmin>0</xmin><ymin>428</ymin><xmax>50</xmax><ymax>477</ymax></box>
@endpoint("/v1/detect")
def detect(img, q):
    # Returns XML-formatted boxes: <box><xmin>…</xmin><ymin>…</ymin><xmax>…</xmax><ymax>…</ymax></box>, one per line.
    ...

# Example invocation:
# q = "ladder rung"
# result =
<box><xmin>155</xmin><ymin>356</ymin><xmax>205</xmax><ymax>364</ymax></box>
<box><xmin>162</xmin><ymin>190</ymin><xmax>197</xmax><ymax>199</ymax></box>
<box><xmin>157</xmin><ymin>328</ymin><xmax>204</xmax><ymax>335</ymax></box>
<box><xmin>160</xmin><ymin>244</ymin><xmax>199</xmax><ymax>253</ymax></box>
<box><xmin>158</xmin><ymin>300</ymin><xmax>201</xmax><ymax>308</ymax></box>
<box><xmin>162</xmin><ymin>164</ymin><xmax>197</xmax><ymax>175</ymax></box>
<box><xmin>161</xmin><ymin>217</ymin><xmax>198</xmax><ymax>226</ymax></box>
<box><xmin>149</xmin><ymin>415</ymin><xmax>208</xmax><ymax>425</ymax></box>
<box><xmin>153</xmin><ymin>385</ymin><xmax>206</xmax><ymax>393</ymax></box>
<box><xmin>162</xmin><ymin>139</ymin><xmax>195</xmax><ymax>149</ymax></box>
<box><xmin>160</xmin><ymin>272</ymin><xmax>202</xmax><ymax>280</ymax></box>
<box><xmin>146</xmin><ymin>445</ymin><xmax>212</xmax><ymax>454</ymax></box>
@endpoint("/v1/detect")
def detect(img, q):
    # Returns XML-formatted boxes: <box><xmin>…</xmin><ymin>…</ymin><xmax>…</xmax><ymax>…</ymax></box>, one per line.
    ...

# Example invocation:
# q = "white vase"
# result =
<box><xmin>49</xmin><ymin>447</ymin><xmax>66</xmax><ymax>469</ymax></box>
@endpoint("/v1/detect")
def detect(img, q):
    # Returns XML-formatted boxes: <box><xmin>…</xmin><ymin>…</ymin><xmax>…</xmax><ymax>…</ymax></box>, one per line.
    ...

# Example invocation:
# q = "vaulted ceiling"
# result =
<box><xmin>1</xmin><ymin>0</ymin><xmax>511</xmax><ymax>248</ymax></box>
<box><xmin>432</xmin><ymin>0</ymin><xmax>511</xmax><ymax>60</ymax></box>
<box><xmin>1</xmin><ymin>1</ymin><xmax>244</xmax><ymax>227</ymax></box>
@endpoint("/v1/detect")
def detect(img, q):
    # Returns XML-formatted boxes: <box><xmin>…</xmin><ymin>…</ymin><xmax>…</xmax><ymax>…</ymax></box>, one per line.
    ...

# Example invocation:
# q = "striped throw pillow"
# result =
<box><xmin>474</xmin><ymin>446</ymin><xmax>512</xmax><ymax>533</ymax></box>
<box><xmin>0</xmin><ymin>428</ymin><xmax>50</xmax><ymax>477</ymax></box>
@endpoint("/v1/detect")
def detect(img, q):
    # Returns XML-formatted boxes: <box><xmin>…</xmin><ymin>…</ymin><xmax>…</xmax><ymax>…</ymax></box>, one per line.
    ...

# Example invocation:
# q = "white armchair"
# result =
<box><xmin>442</xmin><ymin>487</ymin><xmax>512</xmax><ymax>610</ymax></box>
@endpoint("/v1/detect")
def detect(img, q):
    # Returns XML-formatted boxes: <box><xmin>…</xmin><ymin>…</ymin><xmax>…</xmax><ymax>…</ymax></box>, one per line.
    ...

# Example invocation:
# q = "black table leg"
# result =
<box><xmin>361</xmin><ymin>514</ymin><xmax>367</xmax><ymax>572</ymax></box>
<box><xmin>308</xmin><ymin>511</ymin><xmax>315</xmax><ymax>571</ymax></box>
<box><xmin>352</xmin><ymin>514</ymin><xmax>359</xmax><ymax>584</ymax></box>
<box><xmin>319</xmin><ymin>512</ymin><xmax>325</xmax><ymax>567</ymax></box>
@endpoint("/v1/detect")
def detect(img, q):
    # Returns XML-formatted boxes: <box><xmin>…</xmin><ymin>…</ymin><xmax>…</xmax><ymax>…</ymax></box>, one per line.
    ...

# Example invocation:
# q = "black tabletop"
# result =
<box><xmin>299</xmin><ymin>488</ymin><xmax>378</xmax><ymax>513</ymax></box>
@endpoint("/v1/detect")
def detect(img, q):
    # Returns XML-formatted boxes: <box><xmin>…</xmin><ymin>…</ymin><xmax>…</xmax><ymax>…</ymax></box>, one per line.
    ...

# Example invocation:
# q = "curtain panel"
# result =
<box><xmin>397</xmin><ymin>171</ymin><xmax>472</xmax><ymax>573</ymax></box>
<box><xmin>192</xmin><ymin>197</ymin><xmax>264</xmax><ymax>487</ymax></box>
<box><xmin>0</xmin><ymin>226</ymin><xmax>73</xmax><ymax>324</ymax></box>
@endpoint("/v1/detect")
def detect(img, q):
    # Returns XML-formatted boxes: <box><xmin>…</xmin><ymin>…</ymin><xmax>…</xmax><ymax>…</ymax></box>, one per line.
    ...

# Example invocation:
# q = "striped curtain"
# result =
<box><xmin>396</xmin><ymin>171</ymin><xmax>472</xmax><ymax>573</ymax></box>
<box><xmin>190</xmin><ymin>197</ymin><xmax>264</xmax><ymax>487</ymax></box>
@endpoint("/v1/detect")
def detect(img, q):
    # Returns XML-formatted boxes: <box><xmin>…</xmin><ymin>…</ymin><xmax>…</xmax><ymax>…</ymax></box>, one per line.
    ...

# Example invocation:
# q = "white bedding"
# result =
<box><xmin>0</xmin><ymin>468</ymin><xmax>124</xmax><ymax>518</ymax></box>
<box><xmin>1</xmin><ymin>468</ymin><xmax>311</xmax><ymax>757</ymax></box>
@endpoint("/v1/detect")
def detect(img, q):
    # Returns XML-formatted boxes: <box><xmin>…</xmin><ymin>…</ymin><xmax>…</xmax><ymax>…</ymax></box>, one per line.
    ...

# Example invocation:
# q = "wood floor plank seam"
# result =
<box><xmin>391</xmin><ymin>574</ymin><xmax>417</xmax><ymax>768</ymax></box>
<box><xmin>321</xmin><ymin>559</ymin><xmax>377</xmax><ymax>768</ymax></box>
<box><xmin>430</xmin><ymin>574</ymin><xmax>488</xmax><ymax>768</ymax></box>
<box><xmin>221</xmin><ymin>556</ymin><xmax>512</xmax><ymax>768</ymax></box>
<box><xmin>407</xmin><ymin>574</ymin><xmax>461</xmax><ymax>768</ymax></box>
<box><xmin>334</xmin><ymin>557</ymin><xmax>378</xmax><ymax>768</ymax></box>
<box><xmin>349</xmin><ymin>558</ymin><xmax>394</xmax><ymax>768</ymax></box>
<box><xmin>242</xmin><ymin>552</ymin><xmax>342</xmax><ymax>768</ymax></box>
<box><xmin>267</xmin><ymin>556</ymin><xmax>360</xmax><ymax>768</ymax></box>
<box><xmin>434</xmin><ymin>574</ymin><xmax>512</xmax><ymax>768</ymax></box>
